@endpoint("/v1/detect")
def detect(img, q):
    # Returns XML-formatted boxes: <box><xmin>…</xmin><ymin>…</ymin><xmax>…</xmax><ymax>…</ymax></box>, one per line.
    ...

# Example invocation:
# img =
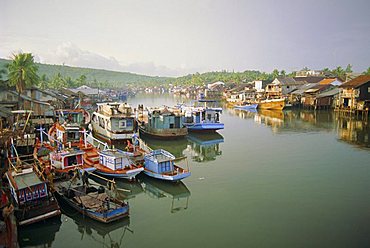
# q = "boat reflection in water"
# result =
<box><xmin>61</xmin><ymin>201</ymin><xmax>132</xmax><ymax>247</ymax></box>
<box><xmin>185</xmin><ymin>133</ymin><xmax>224</xmax><ymax>163</ymax></box>
<box><xmin>227</xmin><ymin>107</ymin><xmax>257</xmax><ymax>120</ymax></box>
<box><xmin>18</xmin><ymin>217</ymin><xmax>62</xmax><ymax>247</ymax></box>
<box><xmin>336</xmin><ymin>116</ymin><xmax>370</xmax><ymax>149</ymax></box>
<box><xmin>254</xmin><ymin>109</ymin><xmax>284</xmax><ymax>133</ymax></box>
<box><xmin>139</xmin><ymin>136</ymin><xmax>188</xmax><ymax>158</ymax></box>
<box><xmin>139</xmin><ymin>175</ymin><xmax>191</xmax><ymax>213</ymax></box>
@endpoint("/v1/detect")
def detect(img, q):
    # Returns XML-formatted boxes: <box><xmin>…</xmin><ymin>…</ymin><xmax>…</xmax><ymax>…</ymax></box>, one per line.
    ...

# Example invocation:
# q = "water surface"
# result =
<box><xmin>19</xmin><ymin>93</ymin><xmax>370</xmax><ymax>248</ymax></box>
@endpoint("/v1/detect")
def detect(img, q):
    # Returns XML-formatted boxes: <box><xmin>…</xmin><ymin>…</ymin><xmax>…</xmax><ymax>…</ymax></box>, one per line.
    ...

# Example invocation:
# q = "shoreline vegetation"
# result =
<box><xmin>1</xmin><ymin>55</ymin><xmax>370</xmax><ymax>91</ymax></box>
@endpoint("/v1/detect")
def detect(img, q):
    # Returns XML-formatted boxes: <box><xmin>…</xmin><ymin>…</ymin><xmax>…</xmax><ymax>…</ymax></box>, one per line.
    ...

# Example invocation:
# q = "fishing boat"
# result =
<box><xmin>54</xmin><ymin>175</ymin><xmax>129</xmax><ymax>223</ymax></box>
<box><xmin>143</xmin><ymin>149</ymin><xmax>190</xmax><ymax>181</ymax></box>
<box><xmin>94</xmin><ymin>149</ymin><xmax>144</xmax><ymax>179</ymax></box>
<box><xmin>257</xmin><ymin>98</ymin><xmax>285</xmax><ymax>110</ymax></box>
<box><xmin>181</xmin><ymin>106</ymin><xmax>224</xmax><ymax>132</ymax></box>
<box><xmin>91</xmin><ymin>102</ymin><xmax>137</xmax><ymax>145</ymax></box>
<box><xmin>234</xmin><ymin>103</ymin><xmax>258</xmax><ymax>111</ymax></box>
<box><xmin>5</xmin><ymin>155</ymin><xmax>61</xmax><ymax>226</ymax></box>
<box><xmin>48</xmin><ymin>109</ymin><xmax>90</xmax><ymax>146</ymax></box>
<box><xmin>138</xmin><ymin>106</ymin><xmax>187</xmax><ymax>139</ymax></box>
<box><xmin>34</xmin><ymin>140</ymin><xmax>96</xmax><ymax>178</ymax></box>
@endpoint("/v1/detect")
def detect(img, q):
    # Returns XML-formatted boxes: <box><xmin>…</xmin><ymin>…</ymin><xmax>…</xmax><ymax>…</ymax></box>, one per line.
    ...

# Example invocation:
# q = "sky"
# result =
<box><xmin>1</xmin><ymin>0</ymin><xmax>369</xmax><ymax>77</ymax></box>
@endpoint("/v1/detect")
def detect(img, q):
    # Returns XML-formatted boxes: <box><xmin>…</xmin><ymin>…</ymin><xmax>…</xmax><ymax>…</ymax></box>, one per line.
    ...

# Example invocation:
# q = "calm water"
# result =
<box><xmin>19</xmin><ymin>93</ymin><xmax>370</xmax><ymax>248</ymax></box>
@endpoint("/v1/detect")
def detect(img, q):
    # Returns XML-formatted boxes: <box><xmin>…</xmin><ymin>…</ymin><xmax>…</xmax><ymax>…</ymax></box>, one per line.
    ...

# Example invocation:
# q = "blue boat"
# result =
<box><xmin>55</xmin><ymin>177</ymin><xmax>129</xmax><ymax>223</ymax></box>
<box><xmin>181</xmin><ymin>106</ymin><xmax>224</xmax><ymax>132</ymax></box>
<box><xmin>143</xmin><ymin>149</ymin><xmax>191</xmax><ymax>182</ymax></box>
<box><xmin>234</xmin><ymin>103</ymin><xmax>258</xmax><ymax>111</ymax></box>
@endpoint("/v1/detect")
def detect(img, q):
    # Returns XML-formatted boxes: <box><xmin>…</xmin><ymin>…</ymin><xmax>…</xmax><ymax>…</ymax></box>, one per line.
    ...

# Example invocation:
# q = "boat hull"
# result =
<box><xmin>185</xmin><ymin>123</ymin><xmax>224</xmax><ymax>132</ymax></box>
<box><xmin>258</xmin><ymin>99</ymin><xmax>285</xmax><ymax>110</ymax></box>
<box><xmin>234</xmin><ymin>104</ymin><xmax>258</xmax><ymax>111</ymax></box>
<box><xmin>139</xmin><ymin>126</ymin><xmax>187</xmax><ymax>139</ymax></box>
<box><xmin>94</xmin><ymin>167</ymin><xmax>144</xmax><ymax>179</ymax></box>
<box><xmin>55</xmin><ymin>190</ymin><xmax>129</xmax><ymax>223</ymax></box>
<box><xmin>143</xmin><ymin>169</ymin><xmax>191</xmax><ymax>182</ymax></box>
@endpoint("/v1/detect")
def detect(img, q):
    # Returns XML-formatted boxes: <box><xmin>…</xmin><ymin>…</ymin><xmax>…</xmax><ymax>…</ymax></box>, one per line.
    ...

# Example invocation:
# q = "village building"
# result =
<box><xmin>337</xmin><ymin>75</ymin><xmax>370</xmax><ymax>117</ymax></box>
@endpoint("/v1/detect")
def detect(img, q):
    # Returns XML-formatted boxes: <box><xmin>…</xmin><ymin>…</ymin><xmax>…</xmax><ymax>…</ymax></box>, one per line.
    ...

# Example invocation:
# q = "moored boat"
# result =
<box><xmin>94</xmin><ymin>149</ymin><xmax>144</xmax><ymax>179</ymax></box>
<box><xmin>143</xmin><ymin>149</ymin><xmax>190</xmax><ymax>181</ymax></box>
<box><xmin>138</xmin><ymin>106</ymin><xmax>187</xmax><ymax>139</ymax></box>
<box><xmin>234</xmin><ymin>103</ymin><xmax>258</xmax><ymax>111</ymax></box>
<box><xmin>257</xmin><ymin>98</ymin><xmax>285</xmax><ymax>110</ymax></box>
<box><xmin>91</xmin><ymin>102</ymin><xmax>137</xmax><ymax>145</ymax></box>
<box><xmin>54</xmin><ymin>176</ymin><xmax>129</xmax><ymax>223</ymax></box>
<box><xmin>34</xmin><ymin>140</ymin><xmax>96</xmax><ymax>178</ymax></box>
<box><xmin>5</xmin><ymin>155</ymin><xmax>61</xmax><ymax>226</ymax></box>
<box><xmin>181</xmin><ymin>106</ymin><xmax>224</xmax><ymax>132</ymax></box>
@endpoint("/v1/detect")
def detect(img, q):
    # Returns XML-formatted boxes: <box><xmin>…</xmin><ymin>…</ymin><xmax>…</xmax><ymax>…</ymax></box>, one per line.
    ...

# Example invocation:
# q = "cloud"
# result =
<box><xmin>52</xmin><ymin>42</ymin><xmax>123</xmax><ymax>71</ymax></box>
<box><xmin>46</xmin><ymin>42</ymin><xmax>194</xmax><ymax>77</ymax></box>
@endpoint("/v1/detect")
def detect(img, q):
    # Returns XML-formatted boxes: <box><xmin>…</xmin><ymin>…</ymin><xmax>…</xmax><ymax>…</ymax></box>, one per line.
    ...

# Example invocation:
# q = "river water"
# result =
<box><xmin>19</xmin><ymin>93</ymin><xmax>370</xmax><ymax>247</ymax></box>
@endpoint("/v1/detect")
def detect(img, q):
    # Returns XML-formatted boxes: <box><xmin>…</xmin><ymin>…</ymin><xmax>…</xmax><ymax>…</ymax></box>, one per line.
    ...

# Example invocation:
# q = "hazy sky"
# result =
<box><xmin>1</xmin><ymin>0</ymin><xmax>369</xmax><ymax>76</ymax></box>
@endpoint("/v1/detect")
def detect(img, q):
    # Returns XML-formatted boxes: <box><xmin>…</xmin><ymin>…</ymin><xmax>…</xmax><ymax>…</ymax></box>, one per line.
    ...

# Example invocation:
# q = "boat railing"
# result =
<box><xmin>83</xmin><ymin>131</ymin><xmax>109</xmax><ymax>150</ymax></box>
<box><xmin>138</xmin><ymin>138</ymin><xmax>153</xmax><ymax>153</ymax></box>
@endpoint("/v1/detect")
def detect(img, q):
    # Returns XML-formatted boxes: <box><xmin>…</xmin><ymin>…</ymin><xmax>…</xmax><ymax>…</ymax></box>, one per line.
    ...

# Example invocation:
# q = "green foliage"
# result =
<box><xmin>364</xmin><ymin>67</ymin><xmax>370</xmax><ymax>75</ymax></box>
<box><xmin>7</xmin><ymin>53</ymin><xmax>39</xmax><ymax>94</ymax></box>
<box><xmin>345</xmin><ymin>64</ymin><xmax>353</xmax><ymax>74</ymax></box>
<box><xmin>0</xmin><ymin>58</ymin><xmax>170</xmax><ymax>88</ymax></box>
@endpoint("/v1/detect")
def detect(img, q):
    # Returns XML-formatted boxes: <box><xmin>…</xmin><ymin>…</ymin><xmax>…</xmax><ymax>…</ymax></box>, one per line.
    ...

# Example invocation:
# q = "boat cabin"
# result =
<box><xmin>6</xmin><ymin>168</ymin><xmax>48</xmax><ymax>206</ymax></box>
<box><xmin>147</xmin><ymin>107</ymin><xmax>183</xmax><ymax>129</ymax></box>
<box><xmin>183</xmin><ymin>107</ymin><xmax>222</xmax><ymax>124</ymax></box>
<box><xmin>92</xmin><ymin>102</ymin><xmax>136</xmax><ymax>134</ymax></box>
<box><xmin>98</xmin><ymin>149</ymin><xmax>133</xmax><ymax>171</ymax></box>
<box><xmin>144</xmin><ymin>149</ymin><xmax>175</xmax><ymax>174</ymax></box>
<box><xmin>55</xmin><ymin>124</ymin><xmax>82</xmax><ymax>145</ymax></box>
<box><xmin>50</xmin><ymin>149</ymin><xmax>84</xmax><ymax>171</ymax></box>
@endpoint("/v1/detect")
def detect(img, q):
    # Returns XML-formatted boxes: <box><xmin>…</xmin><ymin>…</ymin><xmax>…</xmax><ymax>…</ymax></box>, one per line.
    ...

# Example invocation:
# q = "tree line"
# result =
<box><xmin>1</xmin><ymin>53</ymin><xmax>370</xmax><ymax>94</ymax></box>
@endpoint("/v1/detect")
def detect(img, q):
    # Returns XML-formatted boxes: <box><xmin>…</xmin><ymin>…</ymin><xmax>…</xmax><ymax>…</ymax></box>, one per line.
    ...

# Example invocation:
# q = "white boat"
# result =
<box><xmin>180</xmin><ymin>106</ymin><xmax>224</xmax><ymax>132</ymax></box>
<box><xmin>94</xmin><ymin>149</ymin><xmax>144</xmax><ymax>179</ymax></box>
<box><xmin>91</xmin><ymin>102</ymin><xmax>137</xmax><ymax>144</ymax></box>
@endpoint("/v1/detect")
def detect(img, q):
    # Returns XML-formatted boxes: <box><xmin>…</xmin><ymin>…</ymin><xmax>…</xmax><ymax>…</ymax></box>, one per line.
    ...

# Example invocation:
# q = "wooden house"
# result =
<box><xmin>338</xmin><ymin>75</ymin><xmax>370</xmax><ymax>115</ymax></box>
<box><xmin>270</xmin><ymin>77</ymin><xmax>305</xmax><ymax>96</ymax></box>
<box><xmin>301</xmin><ymin>84</ymin><xmax>332</xmax><ymax>109</ymax></box>
<box><xmin>315</xmin><ymin>87</ymin><xmax>341</xmax><ymax>109</ymax></box>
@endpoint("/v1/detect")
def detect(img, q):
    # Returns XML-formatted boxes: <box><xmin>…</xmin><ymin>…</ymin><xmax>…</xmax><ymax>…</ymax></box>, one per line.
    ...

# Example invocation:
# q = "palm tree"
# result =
<box><xmin>8</xmin><ymin>53</ymin><xmax>39</xmax><ymax>108</ymax></box>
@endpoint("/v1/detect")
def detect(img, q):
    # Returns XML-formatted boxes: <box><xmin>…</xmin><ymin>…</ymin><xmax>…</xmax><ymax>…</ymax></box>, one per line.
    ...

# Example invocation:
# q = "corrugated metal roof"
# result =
<box><xmin>340</xmin><ymin>75</ymin><xmax>370</xmax><ymax>88</ymax></box>
<box><xmin>316</xmin><ymin>87</ymin><xmax>341</xmax><ymax>98</ymax></box>
<box><xmin>290</xmin><ymin>83</ymin><xmax>318</xmax><ymax>95</ymax></box>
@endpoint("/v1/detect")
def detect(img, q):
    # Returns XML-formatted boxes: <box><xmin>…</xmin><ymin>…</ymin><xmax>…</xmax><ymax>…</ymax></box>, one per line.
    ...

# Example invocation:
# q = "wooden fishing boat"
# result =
<box><xmin>34</xmin><ymin>140</ymin><xmax>96</xmax><ymax>177</ymax></box>
<box><xmin>91</xmin><ymin>102</ymin><xmax>137</xmax><ymax>145</ymax></box>
<box><xmin>143</xmin><ymin>149</ymin><xmax>190</xmax><ymax>182</ymax></box>
<box><xmin>257</xmin><ymin>98</ymin><xmax>285</xmax><ymax>110</ymax></box>
<box><xmin>181</xmin><ymin>106</ymin><xmax>224</xmax><ymax>132</ymax></box>
<box><xmin>48</xmin><ymin>108</ymin><xmax>90</xmax><ymax>147</ymax></box>
<box><xmin>5</xmin><ymin>155</ymin><xmax>61</xmax><ymax>226</ymax></box>
<box><xmin>94</xmin><ymin>149</ymin><xmax>144</xmax><ymax>179</ymax></box>
<box><xmin>138</xmin><ymin>106</ymin><xmax>187</xmax><ymax>139</ymax></box>
<box><xmin>54</xmin><ymin>177</ymin><xmax>129</xmax><ymax>223</ymax></box>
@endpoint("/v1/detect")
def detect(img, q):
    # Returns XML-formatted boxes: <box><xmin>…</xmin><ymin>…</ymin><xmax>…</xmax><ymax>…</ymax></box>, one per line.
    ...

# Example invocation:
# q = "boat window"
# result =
<box><xmin>99</xmin><ymin>117</ymin><xmax>105</xmax><ymax>128</ymax></box>
<box><xmin>92</xmin><ymin>114</ymin><xmax>97</xmax><ymax>122</ymax></box>
<box><xmin>119</xmin><ymin>120</ymin><xmax>127</xmax><ymax>129</ymax></box>
<box><xmin>66</xmin><ymin>155</ymin><xmax>78</xmax><ymax>166</ymax></box>
<box><xmin>67</xmin><ymin>131</ymin><xmax>79</xmax><ymax>141</ymax></box>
